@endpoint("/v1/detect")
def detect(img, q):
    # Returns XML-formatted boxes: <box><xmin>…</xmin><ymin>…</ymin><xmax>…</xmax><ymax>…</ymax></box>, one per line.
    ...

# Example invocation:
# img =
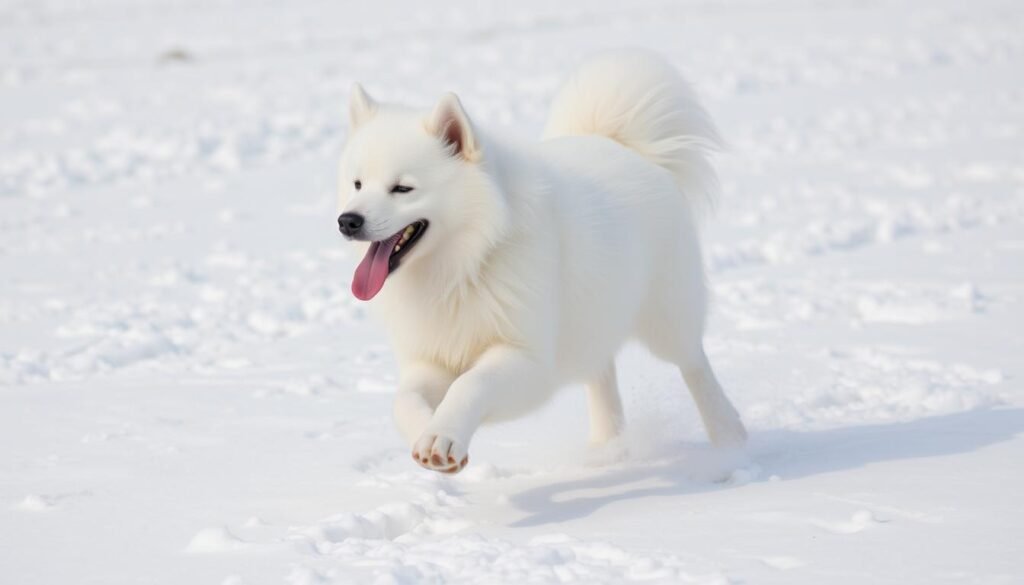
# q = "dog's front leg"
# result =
<box><xmin>393</xmin><ymin>361</ymin><xmax>455</xmax><ymax>445</ymax></box>
<box><xmin>412</xmin><ymin>344</ymin><xmax>550</xmax><ymax>474</ymax></box>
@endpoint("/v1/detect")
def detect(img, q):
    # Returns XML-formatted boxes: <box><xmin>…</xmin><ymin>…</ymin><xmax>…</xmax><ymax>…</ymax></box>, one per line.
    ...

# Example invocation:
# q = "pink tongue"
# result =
<box><xmin>351</xmin><ymin>233</ymin><xmax>401</xmax><ymax>301</ymax></box>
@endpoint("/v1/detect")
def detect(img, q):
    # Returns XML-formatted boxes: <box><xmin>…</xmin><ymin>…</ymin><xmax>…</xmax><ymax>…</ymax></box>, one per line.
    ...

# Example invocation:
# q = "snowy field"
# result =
<box><xmin>2</xmin><ymin>0</ymin><xmax>1023</xmax><ymax>583</ymax></box>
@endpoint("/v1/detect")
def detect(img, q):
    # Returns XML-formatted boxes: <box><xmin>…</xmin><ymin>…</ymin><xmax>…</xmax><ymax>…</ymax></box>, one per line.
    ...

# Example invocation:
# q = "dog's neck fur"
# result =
<box><xmin>372</xmin><ymin>133</ymin><xmax>539</xmax><ymax>372</ymax></box>
<box><xmin>407</xmin><ymin>131</ymin><xmax>517</xmax><ymax>296</ymax></box>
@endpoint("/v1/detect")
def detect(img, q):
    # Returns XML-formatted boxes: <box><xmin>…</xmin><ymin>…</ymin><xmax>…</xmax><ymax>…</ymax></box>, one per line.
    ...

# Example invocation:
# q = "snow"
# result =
<box><xmin>1</xmin><ymin>0</ymin><xmax>1023</xmax><ymax>583</ymax></box>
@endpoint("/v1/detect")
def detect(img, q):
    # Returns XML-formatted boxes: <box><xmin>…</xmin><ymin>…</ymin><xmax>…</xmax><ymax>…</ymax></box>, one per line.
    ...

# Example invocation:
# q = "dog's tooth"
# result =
<box><xmin>393</xmin><ymin>225</ymin><xmax>416</xmax><ymax>252</ymax></box>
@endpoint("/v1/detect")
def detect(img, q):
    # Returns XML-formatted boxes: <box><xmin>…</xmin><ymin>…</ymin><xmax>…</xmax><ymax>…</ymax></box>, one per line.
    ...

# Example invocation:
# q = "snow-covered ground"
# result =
<box><xmin>2</xmin><ymin>0</ymin><xmax>1023</xmax><ymax>582</ymax></box>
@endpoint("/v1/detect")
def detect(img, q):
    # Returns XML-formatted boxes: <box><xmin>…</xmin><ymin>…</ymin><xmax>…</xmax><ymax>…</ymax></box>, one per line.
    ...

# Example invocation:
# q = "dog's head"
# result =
<box><xmin>337</xmin><ymin>84</ymin><xmax>505</xmax><ymax>301</ymax></box>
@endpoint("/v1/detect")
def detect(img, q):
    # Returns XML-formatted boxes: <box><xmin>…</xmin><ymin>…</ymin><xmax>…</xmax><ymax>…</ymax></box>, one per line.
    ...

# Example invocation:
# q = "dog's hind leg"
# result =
<box><xmin>586</xmin><ymin>362</ymin><xmax>624</xmax><ymax>444</ymax></box>
<box><xmin>677</xmin><ymin>346</ymin><xmax>747</xmax><ymax>447</ymax></box>
<box><xmin>639</xmin><ymin>291</ymin><xmax>747</xmax><ymax>448</ymax></box>
<box><xmin>393</xmin><ymin>361</ymin><xmax>455</xmax><ymax>445</ymax></box>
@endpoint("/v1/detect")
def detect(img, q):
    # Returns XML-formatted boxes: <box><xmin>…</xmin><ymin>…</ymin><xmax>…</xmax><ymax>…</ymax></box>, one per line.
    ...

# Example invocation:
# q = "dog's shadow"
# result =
<box><xmin>508</xmin><ymin>407</ymin><xmax>1024</xmax><ymax>527</ymax></box>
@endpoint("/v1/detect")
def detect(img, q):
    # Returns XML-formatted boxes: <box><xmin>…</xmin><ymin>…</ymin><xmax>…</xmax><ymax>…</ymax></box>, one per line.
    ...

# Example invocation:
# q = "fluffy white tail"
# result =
<box><xmin>543</xmin><ymin>49</ymin><xmax>722</xmax><ymax>209</ymax></box>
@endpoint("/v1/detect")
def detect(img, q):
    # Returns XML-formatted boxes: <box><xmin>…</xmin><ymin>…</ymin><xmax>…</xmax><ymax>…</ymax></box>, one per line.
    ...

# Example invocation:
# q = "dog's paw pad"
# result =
<box><xmin>412</xmin><ymin>433</ymin><xmax>468</xmax><ymax>474</ymax></box>
<box><xmin>439</xmin><ymin>456</ymin><xmax>468</xmax><ymax>474</ymax></box>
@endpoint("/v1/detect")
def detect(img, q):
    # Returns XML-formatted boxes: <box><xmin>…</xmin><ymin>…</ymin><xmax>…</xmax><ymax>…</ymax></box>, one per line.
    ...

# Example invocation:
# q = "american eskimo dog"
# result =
<box><xmin>337</xmin><ymin>49</ymin><xmax>746</xmax><ymax>473</ymax></box>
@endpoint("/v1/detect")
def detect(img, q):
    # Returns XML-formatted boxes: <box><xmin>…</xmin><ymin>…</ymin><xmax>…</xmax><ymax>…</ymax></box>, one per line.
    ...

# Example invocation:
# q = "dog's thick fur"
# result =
<box><xmin>338</xmin><ymin>49</ymin><xmax>746</xmax><ymax>473</ymax></box>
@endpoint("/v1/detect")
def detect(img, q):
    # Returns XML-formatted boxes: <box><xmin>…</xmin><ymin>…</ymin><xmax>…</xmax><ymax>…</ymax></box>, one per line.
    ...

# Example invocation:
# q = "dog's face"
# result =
<box><xmin>338</xmin><ymin>85</ymin><xmax>487</xmax><ymax>301</ymax></box>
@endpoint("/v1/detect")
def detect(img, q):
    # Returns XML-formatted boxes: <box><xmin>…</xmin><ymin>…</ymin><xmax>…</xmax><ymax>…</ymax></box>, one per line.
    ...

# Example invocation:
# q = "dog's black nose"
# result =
<box><xmin>337</xmin><ymin>212</ymin><xmax>365</xmax><ymax>237</ymax></box>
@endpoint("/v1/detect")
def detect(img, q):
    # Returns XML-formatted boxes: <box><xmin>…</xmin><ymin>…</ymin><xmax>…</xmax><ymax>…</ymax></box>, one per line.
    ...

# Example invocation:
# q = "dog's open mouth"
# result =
<box><xmin>351</xmin><ymin>220</ymin><xmax>428</xmax><ymax>301</ymax></box>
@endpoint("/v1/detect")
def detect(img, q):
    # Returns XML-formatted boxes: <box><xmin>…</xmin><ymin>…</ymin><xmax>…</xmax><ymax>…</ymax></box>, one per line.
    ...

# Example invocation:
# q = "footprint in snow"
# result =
<box><xmin>812</xmin><ymin>509</ymin><xmax>889</xmax><ymax>534</ymax></box>
<box><xmin>13</xmin><ymin>494</ymin><xmax>57</xmax><ymax>512</ymax></box>
<box><xmin>12</xmin><ymin>490</ymin><xmax>93</xmax><ymax>512</ymax></box>
<box><xmin>351</xmin><ymin>447</ymin><xmax>406</xmax><ymax>474</ymax></box>
<box><xmin>760</xmin><ymin>556</ymin><xmax>806</xmax><ymax>570</ymax></box>
<box><xmin>184</xmin><ymin>526</ymin><xmax>249</xmax><ymax>553</ymax></box>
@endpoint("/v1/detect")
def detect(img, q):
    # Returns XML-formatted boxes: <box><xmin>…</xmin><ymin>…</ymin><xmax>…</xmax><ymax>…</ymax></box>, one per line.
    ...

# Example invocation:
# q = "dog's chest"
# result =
<box><xmin>380</xmin><ymin>285</ymin><xmax>513</xmax><ymax>374</ymax></box>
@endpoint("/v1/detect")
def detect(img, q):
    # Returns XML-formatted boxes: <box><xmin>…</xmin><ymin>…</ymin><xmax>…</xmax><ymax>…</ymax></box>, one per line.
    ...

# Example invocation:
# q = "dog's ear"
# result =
<box><xmin>349</xmin><ymin>83</ymin><xmax>377</xmax><ymax>130</ymax></box>
<box><xmin>427</xmin><ymin>93</ymin><xmax>480</xmax><ymax>162</ymax></box>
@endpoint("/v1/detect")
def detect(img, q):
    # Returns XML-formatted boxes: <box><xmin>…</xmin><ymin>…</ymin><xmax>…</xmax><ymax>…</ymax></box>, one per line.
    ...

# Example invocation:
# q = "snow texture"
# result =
<box><xmin>1</xmin><ymin>0</ymin><xmax>1023</xmax><ymax>583</ymax></box>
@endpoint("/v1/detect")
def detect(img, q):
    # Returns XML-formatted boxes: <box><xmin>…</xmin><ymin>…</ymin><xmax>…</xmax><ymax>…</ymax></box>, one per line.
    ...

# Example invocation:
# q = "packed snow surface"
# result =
<box><xmin>2</xmin><ymin>0</ymin><xmax>1023</xmax><ymax>583</ymax></box>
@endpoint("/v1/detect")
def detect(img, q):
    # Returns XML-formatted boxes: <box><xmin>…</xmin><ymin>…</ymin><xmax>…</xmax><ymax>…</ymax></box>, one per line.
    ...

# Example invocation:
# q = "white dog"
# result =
<box><xmin>337</xmin><ymin>49</ymin><xmax>747</xmax><ymax>473</ymax></box>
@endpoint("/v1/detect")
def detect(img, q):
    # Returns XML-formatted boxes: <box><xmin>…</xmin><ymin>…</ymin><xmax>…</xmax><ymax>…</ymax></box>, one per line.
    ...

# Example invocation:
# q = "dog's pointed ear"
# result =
<box><xmin>427</xmin><ymin>93</ymin><xmax>480</xmax><ymax>162</ymax></box>
<box><xmin>349</xmin><ymin>83</ymin><xmax>377</xmax><ymax>130</ymax></box>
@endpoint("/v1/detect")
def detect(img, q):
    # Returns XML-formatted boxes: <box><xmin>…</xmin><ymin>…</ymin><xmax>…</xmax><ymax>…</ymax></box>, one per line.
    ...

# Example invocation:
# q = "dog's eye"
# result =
<box><xmin>353</xmin><ymin>180</ymin><xmax>362</xmax><ymax>190</ymax></box>
<box><xmin>390</xmin><ymin>185</ymin><xmax>414</xmax><ymax>194</ymax></box>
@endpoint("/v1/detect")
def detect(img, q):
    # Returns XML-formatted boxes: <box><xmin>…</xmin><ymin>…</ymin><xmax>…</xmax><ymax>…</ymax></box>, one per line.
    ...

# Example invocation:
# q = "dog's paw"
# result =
<box><xmin>411</xmin><ymin>433</ymin><xmax>469</xmax><ymax>474</ymax></box>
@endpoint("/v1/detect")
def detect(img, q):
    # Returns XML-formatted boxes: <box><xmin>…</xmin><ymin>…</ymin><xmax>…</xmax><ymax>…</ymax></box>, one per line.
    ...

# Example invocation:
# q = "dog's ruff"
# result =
<box><xmin>338</xmin><ymin>49</ymin><xmax>747</xmax><ymax>473</ymax></box>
